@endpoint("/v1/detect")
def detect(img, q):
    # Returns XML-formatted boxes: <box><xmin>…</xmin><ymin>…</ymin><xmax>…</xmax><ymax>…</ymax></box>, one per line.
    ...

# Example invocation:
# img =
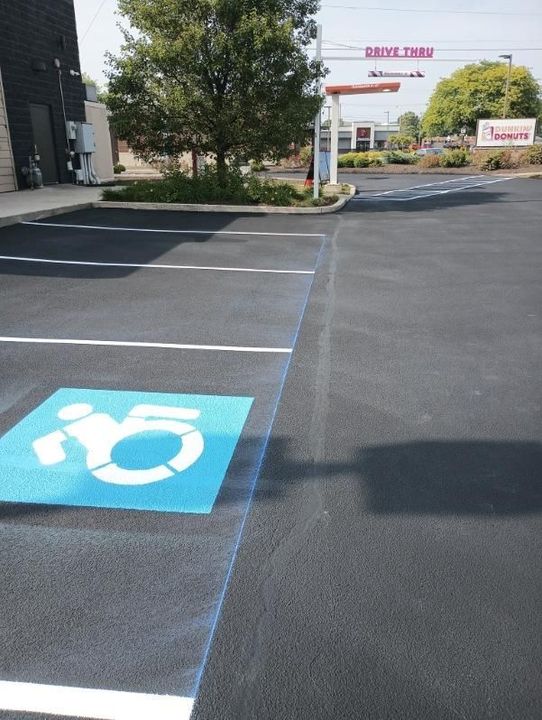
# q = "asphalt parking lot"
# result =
<box><xmin>0</xmin><ymin>176</ymin><xmax>541</xmax><ymax>720</ymax></box>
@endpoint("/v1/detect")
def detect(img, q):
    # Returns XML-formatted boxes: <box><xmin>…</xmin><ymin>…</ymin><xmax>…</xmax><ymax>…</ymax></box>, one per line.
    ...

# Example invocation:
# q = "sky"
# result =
<box><xmin>74</xmin><ymin>0</ymin><xmax>542</xmax><ymax>124</ymax></box>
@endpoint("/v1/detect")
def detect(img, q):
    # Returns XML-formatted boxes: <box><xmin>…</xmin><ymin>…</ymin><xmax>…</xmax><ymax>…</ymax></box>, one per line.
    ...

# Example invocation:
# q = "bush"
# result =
<box><xmin>383</xmin><ymin>151</ymin><xmax>418</xmax><ymax>165</ymax></box>
<box><xmin>338</xmin><ymin>151</ymin><xmax>384</xmax><ymax>168</ymax></box>
<box><xmin>299</xmin><ymin>146</ymin><xmax>313</xmax><ymax>167</ymax></box>
<box><xmin>418</xmin><ymin>154</ymin><xmax>441</xmax><ymax>169</ymax></box>
<box><xmin>101</xmin><ymin>166</ymin><xmax>335</xmax><ymax>207</ymax></box>
<box><xmin>366</xmin><ymin>151</ymin><xmax>383</xmax><ymax>167</ymax></box>
<box><xmin>244</xmin><ymin>174</ymin><xmax>300</xmax><ymax>205</ymax></box>
<box><xmin>249</xmin><ymin>160</ymin><xmax>266</xmax><ymax>172</ymax></box>
<box><xmin>353</xmin><ymin>154</ymin><xmax>369</xmax><ymax>168</ymax></box>
<box><xmin>520</xmin><ymin>144</ymin><xmax>542</xmax><ymax>165</ymax></box>
<box><xmin>475</xmin><ymin>150</ymin><xmax>502</xmax><ymax>171</ymax></box>
<box><xmin>113</xmin><ymin>163</ymin><xmax>126</xmax><ymax>174</ymax></box>
<box><xmin>474</xmin><ymin>149</ymin><xmax>518</xmax><ymax>171</ymax></box>
<box><xmin>279</xmin><ymin>153</ymin><xmax>304</xmax><ymax>169</ymax></box>
<box><xmin>338</xmin><ymin>152</ymin><xmax>358</xmax><ymax>168</ymax></box>
<box><xmin>439</xmin><ymin>149</ymin><xmax>470</xmax><ymax>168</ymax></box>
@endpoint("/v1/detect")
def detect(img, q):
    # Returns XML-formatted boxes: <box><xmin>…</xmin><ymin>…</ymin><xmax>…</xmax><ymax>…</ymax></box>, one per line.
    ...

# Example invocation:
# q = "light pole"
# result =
<box><xmin>385</xmin><ymin>111</ymin><xmax>390</xmax><ymax>125</ymax></box>
<box><xmin>313</xmin><ymin>24</ymin><xmax>322</xmax><ymax>200</ymax></box>
<box><xmin>499</xmin><ymin>54</ymin><xmax>512</xmax><ymax>119</ymax></box>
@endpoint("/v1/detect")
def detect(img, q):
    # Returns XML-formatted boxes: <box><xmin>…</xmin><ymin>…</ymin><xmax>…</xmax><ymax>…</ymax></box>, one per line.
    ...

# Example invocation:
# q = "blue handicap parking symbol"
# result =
<box><xmin>0</xmin><ymin>388</ymin><xmax>253</xmax><ymax>514</ymax></box>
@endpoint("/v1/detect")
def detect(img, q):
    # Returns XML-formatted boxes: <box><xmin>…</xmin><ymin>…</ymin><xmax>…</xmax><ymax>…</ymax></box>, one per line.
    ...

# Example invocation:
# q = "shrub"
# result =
<box><xmin>366</xmin><ymin>151</ymin><xmax>383</xmax><ymax>167</ymax></box>
<box><xmin>474</xmin><ymin>149</ymin><xmax>518</xmax><ymax>171</ymax></box>
<box><xmin>338</xmin><ymin>152</ymin><xmax>358</xmax><ymax>168</ymax></box>
<box><xmin>113</xmin><ymin>163</ymin><xmax>126</xmax><ymax>174</ymax></box>
<box><xmin>101</xmin><ymin>166</ymin><xmax>333</xmax><ymax>207</ymax></box>
<box><xmin>477</xmin><ymin>151</ymin><xmax>502</xmax><ymax>171</ymax></box>
<box><xmin>383</xmin><ymin>151</ymin><xmax>418</xmax><ymax>165</ymax></box>
<box><xmin>279</xmin><ymin>154</ymin><xmax>304</xmax><ymax>169</ymax></box>
<box><xmin>245</xmin><ymin>175</ymin><xmax>300</xmax><ymax>205</ymax></box>
<box><xmin>496</xmin><ymin>150</ymin><xmax>519</xmax><ymax>169</ymax></box>
<box><xmin>249</xmin><ymin>160</ymin><xmax>266</xmax><ymax>172</ymax></box>
<box><xmin>418</xmin><ymin>154</ymin><xmax>441</xmax><ymax>169</ymax></box>
<box><xmin>439</xmin><ymin>149</ymin><xmax>470</xmax><ymax>168</ymax></box>
<box><xmin>353</xmin><ymin>154</ymin><xmax>369</xmax><ymax>168</ymax></box>
<box><xmin>520</xmin><ymin>144</ymin><xmax>542</xmax><ymax>165</ymax></box>
<box><xmin>299</xmin><ymin>146</ymin><xmax>313</xmax><ymax>167</ymax></box>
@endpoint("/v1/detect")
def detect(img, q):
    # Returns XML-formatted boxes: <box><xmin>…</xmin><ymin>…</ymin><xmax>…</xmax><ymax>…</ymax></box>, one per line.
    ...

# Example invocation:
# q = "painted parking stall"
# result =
<box><xmin>353</xmin><ymin>175</ymin><xmax>512</xmax><ymax>201</ymax></box>
<box><xmin>0</xmin><ymin>210</ymin><xmax>329</xmax><ymax>719</ymax></box>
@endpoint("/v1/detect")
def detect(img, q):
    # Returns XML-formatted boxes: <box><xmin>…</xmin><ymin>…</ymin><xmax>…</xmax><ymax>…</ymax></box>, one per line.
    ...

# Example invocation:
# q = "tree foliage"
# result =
<box><xmin>387</xmin><ymin>134</ymin><xmax>415</xmax><ymax>149</ymax></box>
<box><xmin>421</xmin><ymin>62</ymin><xmax>541</xmax><ymax>137</ymax></box>
<box><xmin>106</xmin><ymin>0</ymin><xmax>324</xmax><ymax>173</ymax></box>
<box><xmin>398</xmin><ymin>111</ymin><xmax>420</xmax><ymax>138</ymax></box>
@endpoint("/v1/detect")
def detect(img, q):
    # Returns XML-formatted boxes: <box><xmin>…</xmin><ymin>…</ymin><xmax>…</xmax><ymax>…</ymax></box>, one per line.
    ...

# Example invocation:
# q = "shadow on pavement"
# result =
<box><xmin>0</xmin><ymin>207</ymin><xmax>327</xmax><ymax>279</ymax></box>
<box><xmin>248</xmin><ymin>436</ymin><xmax>542</xmax><ymax>517</ymax></box>
<box><xmin>1</xmin><ymin>436</ymin><xmax>540</xmax><ymax>527</ymax></box>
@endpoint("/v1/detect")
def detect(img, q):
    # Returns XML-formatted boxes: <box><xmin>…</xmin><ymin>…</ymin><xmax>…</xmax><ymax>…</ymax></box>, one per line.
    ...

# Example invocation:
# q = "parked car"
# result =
<box><xmin>416</xmin><ymin>148</ymin><xmax>444</xmax><ymax>156</ymax></box>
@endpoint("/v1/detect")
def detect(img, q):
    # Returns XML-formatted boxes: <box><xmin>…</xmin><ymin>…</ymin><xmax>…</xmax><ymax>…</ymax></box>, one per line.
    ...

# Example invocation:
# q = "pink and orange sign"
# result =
<box><xmin>365</xmin><ymin>46</ymin><xmax>435</xmax><ymax>58</ymax></box>
<box><xmin>325</xmin><ymin>82</ymin><xmax>401</xmax><ymax>96</ymax></box>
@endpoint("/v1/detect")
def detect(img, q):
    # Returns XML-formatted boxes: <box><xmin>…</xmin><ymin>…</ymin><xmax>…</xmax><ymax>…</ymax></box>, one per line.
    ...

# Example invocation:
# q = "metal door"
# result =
<box><xmin>29</xmin><ymin>103</ymin><xmax>59</xmax><ymax>184</ymax></box>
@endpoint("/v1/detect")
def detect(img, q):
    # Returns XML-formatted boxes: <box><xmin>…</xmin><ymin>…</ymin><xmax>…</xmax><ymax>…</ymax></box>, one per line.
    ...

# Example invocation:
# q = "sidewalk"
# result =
<box><xmin>0</xmin><ymin>185</ymin><xmax>103</xmax><ymax>228</ymax></box>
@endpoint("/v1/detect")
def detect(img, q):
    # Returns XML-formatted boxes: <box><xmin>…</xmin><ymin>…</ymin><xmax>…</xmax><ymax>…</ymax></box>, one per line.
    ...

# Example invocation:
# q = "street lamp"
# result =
<box><xmin>499</xmin><ymin>54</ymin><xmax>512</xmax><ymax>119</ymax></box>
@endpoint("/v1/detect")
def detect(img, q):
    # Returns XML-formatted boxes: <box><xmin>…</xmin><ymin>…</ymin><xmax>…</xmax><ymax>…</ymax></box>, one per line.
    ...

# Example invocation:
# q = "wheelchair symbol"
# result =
<box><xmin>32</xmin><ymin>403</ymin><xmax>205</xmax><ymax>486</ymax></box>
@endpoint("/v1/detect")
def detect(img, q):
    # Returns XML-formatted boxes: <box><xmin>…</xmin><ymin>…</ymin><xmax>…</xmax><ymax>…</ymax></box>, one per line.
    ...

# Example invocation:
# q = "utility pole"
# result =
<box><xmin>313</xmin><ymin>24</ymin><xmax>322</xmax><ymax>200</ymax></box>
<box><xmin>499</xmin><ymin>54</ymin><xmax>512</xmax><ymax>119</ymax></box>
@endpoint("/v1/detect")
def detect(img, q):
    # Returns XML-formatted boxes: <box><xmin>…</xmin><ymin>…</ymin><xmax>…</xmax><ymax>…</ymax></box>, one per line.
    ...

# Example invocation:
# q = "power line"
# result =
<box><xmin>80</xmin><ymin>0</ymin><xmax>109</xmax><ymax>44</ymax></box>
<box><xmin>321</xmin><ymin>44</ymin><xmax>542</xmax><ymax>52</ymax></box>
<box><xmin>323</xmin><ymin>56</ymin><xmax>489</xmax><ymax>62</ymax></box>
<box><xmin>320</xmin><ymin>4</ymin><xmax>542</xmax><ymax>16</ymax></box>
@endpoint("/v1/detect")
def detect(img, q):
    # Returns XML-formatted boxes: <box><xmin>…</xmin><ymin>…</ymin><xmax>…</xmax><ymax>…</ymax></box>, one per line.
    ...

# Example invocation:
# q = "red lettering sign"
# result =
<box><xmin>365</xmin><ymin>46</ymin><xmax>434</xmax><ymax>59</ymax></box>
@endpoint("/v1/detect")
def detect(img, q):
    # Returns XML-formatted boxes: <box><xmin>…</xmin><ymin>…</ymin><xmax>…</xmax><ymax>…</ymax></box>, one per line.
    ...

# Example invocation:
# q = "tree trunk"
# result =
<box><xmin>216</xmin><ymin>149</ymin><xmax>227</xmax><ymax>184</ymax></box>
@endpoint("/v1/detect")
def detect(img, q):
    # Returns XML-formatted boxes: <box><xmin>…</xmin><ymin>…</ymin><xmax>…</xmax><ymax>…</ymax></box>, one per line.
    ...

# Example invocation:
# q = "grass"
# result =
<box><xmin>102</xmin><ymin>168</ymin><xmax>338</xmax><ymax>207</ymax></box>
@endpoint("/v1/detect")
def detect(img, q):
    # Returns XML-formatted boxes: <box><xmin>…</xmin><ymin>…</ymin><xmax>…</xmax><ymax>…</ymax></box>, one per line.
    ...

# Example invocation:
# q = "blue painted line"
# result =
<box><xmin>191</xmin><ymin>233</ymin><xmax>328</xmax><ymax>697</ymax></box>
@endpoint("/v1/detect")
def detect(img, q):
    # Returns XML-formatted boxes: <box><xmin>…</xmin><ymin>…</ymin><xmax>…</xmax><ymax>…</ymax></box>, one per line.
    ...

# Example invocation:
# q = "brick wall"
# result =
<box><xmin>0</xmin><ymin>0</ymin><xmax>86</xmax><ymax>188</ymax></box>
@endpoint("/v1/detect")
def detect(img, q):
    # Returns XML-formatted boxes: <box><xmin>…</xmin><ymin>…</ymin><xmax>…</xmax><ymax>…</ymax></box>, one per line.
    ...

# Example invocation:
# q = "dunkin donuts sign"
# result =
<box><xmin>476</xmin><ymin>118</ymin><xmax>536</xmax><ymax>147</ymax></box>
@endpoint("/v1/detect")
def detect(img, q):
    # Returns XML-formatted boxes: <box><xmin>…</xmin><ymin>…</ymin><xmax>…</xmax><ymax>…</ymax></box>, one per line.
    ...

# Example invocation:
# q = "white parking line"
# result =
<box><xmin>0</xmin><ymin>255</ymin><xmax>314</xmax><ymax>275</ymax></box>
<box><xmin>354</xmin><ymin>176</ymin><xmax>512</xmax><ymax>201</ymax></box>
<box><xmin>0</xmin><ymin>336</ymin><xmax>292</xmax><ymax>354</ymax></box>
<box><xmin>22</xmin><ymin>221</ymin><xmax>325</xmax><ymax>238</ymax></box>
<box><xmin>366</xmin><ymin>175</ymin><xmax>486</xmax><ymax>197</ymax></box>
<box><xmin>0</xmin><ymin>680</ymin><xmax>193</xmax><ymax>720</ymax></box>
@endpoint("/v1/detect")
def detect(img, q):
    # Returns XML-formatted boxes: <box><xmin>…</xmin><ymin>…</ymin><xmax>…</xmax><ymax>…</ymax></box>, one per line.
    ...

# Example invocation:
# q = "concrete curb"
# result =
<box><xmin>92</xmin><ymin>192</ymin><xmax>354</xmax><ymax>215</ymax></box>
<box><xmin>0</xmin><ymin>203</ymin><xmax>93</xmax><ymax>229</ymax></box>
<box><xmin>496</xmin><ymin>172</ymin><xmax>542</xmax><ymax>179</ymax></box>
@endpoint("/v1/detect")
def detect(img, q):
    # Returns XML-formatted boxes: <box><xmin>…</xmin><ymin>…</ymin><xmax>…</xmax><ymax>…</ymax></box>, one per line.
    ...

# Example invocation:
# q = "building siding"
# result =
<box><xmin>0</xmin><ymin>70</ymin><xmax>16</xmax><ymax>193</ymax></box>
<box><xmin>0</xmin><ymin>0</ymin><xmax>86</xmax><ymax>189</ymax></box>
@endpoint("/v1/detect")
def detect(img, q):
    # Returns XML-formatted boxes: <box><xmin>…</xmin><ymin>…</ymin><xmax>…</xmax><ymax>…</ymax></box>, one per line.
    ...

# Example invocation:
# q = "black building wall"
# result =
<box><xmin>0</xmin><ymin>0</ymin><xmax>86</xmax><ymax>188</ymax></box>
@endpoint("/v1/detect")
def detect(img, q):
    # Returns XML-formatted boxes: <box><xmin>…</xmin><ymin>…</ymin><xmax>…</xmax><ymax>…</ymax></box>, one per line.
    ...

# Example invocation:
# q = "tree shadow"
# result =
<box><xmin>0</xmin><ymin>207</ymin><xmax>326</xmax><ymax>279</ymax></box>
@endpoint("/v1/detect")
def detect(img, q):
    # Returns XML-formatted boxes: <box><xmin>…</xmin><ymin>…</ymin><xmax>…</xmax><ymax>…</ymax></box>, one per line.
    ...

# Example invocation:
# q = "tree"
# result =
<box><xmin>421</xmin><ymin>62</ymin><xmax>542</xmax><ymax>137</ymax></box>
<box><xmin>387</xmin><ymin>134</ymin><xmax>414</xmax><ymax>150</ymax></box>
<box><xmin>398</xmin><ymin>111</ymin><xmax>420</xmax><ymax>139</ymax></box>
<box><xmin>106</xmin><ymin>0</ymin><xmax>324</xmax><ymax>177</ymax></box>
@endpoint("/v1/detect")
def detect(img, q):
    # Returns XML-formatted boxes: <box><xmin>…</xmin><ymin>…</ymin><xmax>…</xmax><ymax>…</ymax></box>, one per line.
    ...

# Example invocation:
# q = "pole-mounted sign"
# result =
<box><xmin>369</xmin><ymin>70</ymin><xmax>425</xmax><ymax>78</ymax></box>
<box><xmin>365</xmin><ymin>46</ymin><xmax>435</xmax><ymax>58</ymax></box>
<box><xmin>325</xmin><ymin>82</ymin><xmax>401</xmax><ymax>96</ymax></box>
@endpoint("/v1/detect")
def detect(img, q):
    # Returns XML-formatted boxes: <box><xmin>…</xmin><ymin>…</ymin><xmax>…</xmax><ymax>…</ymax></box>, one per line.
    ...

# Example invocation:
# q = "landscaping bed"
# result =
<box><xmin>269</xmin><ymin>145</ymin><xmax>542</xmax><ymax>176</ymax></box>
<box><xmin>102</xmin><ymin>168</ymin><xmax>338</xmax><ymax>208</ymax></box>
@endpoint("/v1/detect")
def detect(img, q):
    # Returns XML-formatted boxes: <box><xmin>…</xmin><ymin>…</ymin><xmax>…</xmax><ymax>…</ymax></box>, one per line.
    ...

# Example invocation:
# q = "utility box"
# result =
<box><xmin>74</xmin><ymin>122</ymin><xmax>96</xmax><ymax>153</ymax></box>
<box><xmin>66</xmin><ymin>121</ymin><xmax>77</xmax><ymax>141</ymax></box>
